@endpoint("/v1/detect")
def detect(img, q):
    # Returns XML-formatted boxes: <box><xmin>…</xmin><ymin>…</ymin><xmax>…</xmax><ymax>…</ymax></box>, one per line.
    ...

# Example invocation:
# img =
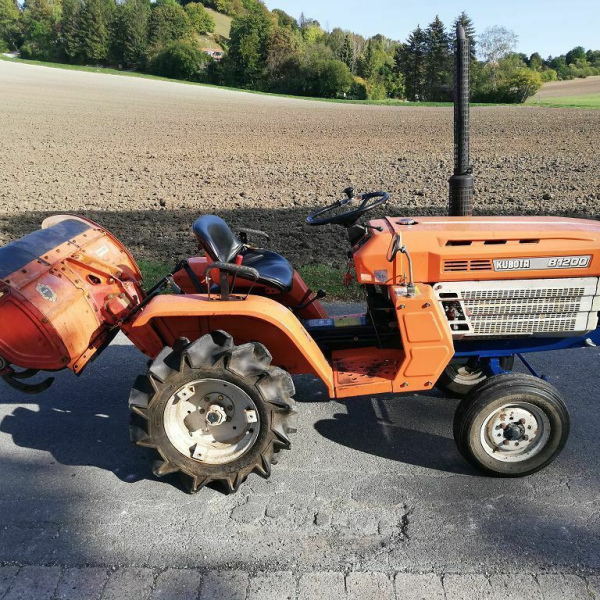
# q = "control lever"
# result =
<box><xmin>295</xmin><ymin>289</ymin><xmax>326</xmax><ymax>312</ymax></box>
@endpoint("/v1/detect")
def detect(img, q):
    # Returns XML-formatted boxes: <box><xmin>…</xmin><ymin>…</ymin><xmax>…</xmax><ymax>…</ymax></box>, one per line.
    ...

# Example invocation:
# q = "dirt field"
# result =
<box><xmin>1</xmin><ymin>59</ymin><xmax>599</xmax><ymax>267</ymax></box>
<box><xmin>532</xmin><ymin>75</ymin><xmax>600</xmax><ymax>99</ymax></box>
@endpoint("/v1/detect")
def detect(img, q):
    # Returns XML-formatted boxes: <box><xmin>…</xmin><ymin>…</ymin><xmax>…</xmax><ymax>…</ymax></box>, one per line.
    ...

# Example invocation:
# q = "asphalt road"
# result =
<box><xmin>0</xmin><ymin>305</ymin><xmax>599</xmax><ymax>598</ymax></box>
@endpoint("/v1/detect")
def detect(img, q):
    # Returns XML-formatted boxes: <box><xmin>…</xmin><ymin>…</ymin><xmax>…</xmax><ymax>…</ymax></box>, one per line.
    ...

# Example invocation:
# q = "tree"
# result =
<box><xmin>358</xmin><ymin>37</ymin><xmax>386</xmax><ymax>80</ymax></box>
<box><xmin>78</xmin><ymin>0</ymin><xmax>115</xmax><ymax>62</ymax></box>
<box><xmin>272</xmin><ymin>8</ymin><xmax>297</xmax><ymax>30</ymax></box>
<box><xmin>586</xmin><ymin>49</ymin><xmax>600</xmax><ymax>65</ymax></box>
<box><xmin>566</xmin><ymin>46</ymin><xmax>586</xmax><ymax>65</ymax></box>
<box><xmin>315</xmin><ymin>58</ymin><xmax>353</xmax><ymax>97</ymax></box>
<box><xmin>149</xmin><ymin>3</ymin><xmax>191</xmax><ymax>49</ymax></box>
<box><xmin>0</xmin><ymin>0</ymin><xmax>21</xmax><ymax>51</ymax></box>
<box><xmin>185</xmin><ymin>3</ymin><xmax>214</xmax><ymax>35</ymax></box>
<box><xmin>529</xmin><ymin>52</ymin><xmax>543</xmax><ymax>70</ymax></box>
<box><xmin>500</xmin><ymin>68</ymin><xmax>542</xmax><ymax>102</ymax></box>
<box><xmin>265</xmin><ymin>25</ymin><xmax>299</xmax><ymax>82</ymax></box>
<box><xmin>478</xmin><ymin>26</ymin><xmax>518</xmax><ymax>64</ymax></box>
<box><xmin>225</xmin><ymin>8</ymin><xmax>272</xmax><ymax>87</ymax></box>
<box><xmin>119</xmin><ymin>0</ymin><xmax>151</xmax><ymax>67</ymax></box>
<box><xmin>151</xmin><ymin>40</ymin><xmax>209</xmax><ymax>80</ymax></box>
<box><xmin>20</xmin><ymin>0</ymin><xmax>62</xmax><ymax>60</ymax></box>
<box><xmin>453</xmin><ymin>11</ymin><xmax>476</xmax><ymax>59</ymax></box>
<box><xmin>60</xmin><ymin>0</ymin><xmax>82</xmax><ymax>61</ymax></box>
<box><xmin>340</xmin><ymin>34</ymin><xmax>354</xmax><ymax>71</ymax></box>
<box><xmin>424</xmin><ymin>15</ymin><xmax>451</xmax><ymax>100</ymax></box>
<box><xmin>396</xmin><ymin>25</ymin><xmax>427</xmax><ymax>100</ymax></box>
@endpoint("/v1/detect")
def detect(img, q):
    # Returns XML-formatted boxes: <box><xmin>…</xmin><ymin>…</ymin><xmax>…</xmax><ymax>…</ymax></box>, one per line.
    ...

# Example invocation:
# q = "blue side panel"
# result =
<box><xmin>453</xmin><ymin>327</ymin><xmax>600</xmax><ymax>358</ymax></box>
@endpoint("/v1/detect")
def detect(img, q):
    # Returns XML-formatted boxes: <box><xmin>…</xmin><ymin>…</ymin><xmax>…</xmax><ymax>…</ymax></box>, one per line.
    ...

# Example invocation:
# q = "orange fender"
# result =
<box><xmin>127</xmin><ymin>294</ymin><xmax>335</xmax><ymax>396</ymax></box>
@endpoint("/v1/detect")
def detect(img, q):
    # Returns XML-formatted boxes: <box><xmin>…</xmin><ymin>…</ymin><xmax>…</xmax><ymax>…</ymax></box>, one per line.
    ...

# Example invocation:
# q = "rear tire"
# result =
<box><xmin>129</xmin><ymin>331</ymin><xmax>296</xmax><ymax>494</ymax></box>
<box><xmin>453</xmin><ymin>373</ymin><xmax>570</xmax><ymax>477</ymax></box>
<box><xmin>437</xmin><ymin>356</ymin><xmax>514</xmax><ymax>397</ymax></box>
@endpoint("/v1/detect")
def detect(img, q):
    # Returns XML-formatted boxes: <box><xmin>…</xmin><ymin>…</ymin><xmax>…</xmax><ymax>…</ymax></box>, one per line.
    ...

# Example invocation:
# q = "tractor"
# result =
<box><xmin>0</xmin><ymin>26</ymin><xmax>595</xmax><ymax>493</ymax></box>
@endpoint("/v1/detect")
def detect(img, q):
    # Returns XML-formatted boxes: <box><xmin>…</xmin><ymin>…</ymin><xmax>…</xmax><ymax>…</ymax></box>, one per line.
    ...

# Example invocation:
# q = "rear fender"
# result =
<box><xmin>127</xmin><ymin>294</ymin><xmax>335</xmax><ymax>396</ymax></box>
<box><xmin>173</xmin><ymin>257</ymin><xmax>328</xmax><ymax>319</ymax></box>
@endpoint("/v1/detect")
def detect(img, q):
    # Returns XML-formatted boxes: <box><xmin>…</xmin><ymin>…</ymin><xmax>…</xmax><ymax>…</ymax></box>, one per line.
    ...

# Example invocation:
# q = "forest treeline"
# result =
<box><xmin>1</xmin><ymin>0</ymin><xmax>599</xmax><ymax>102</ymax></box>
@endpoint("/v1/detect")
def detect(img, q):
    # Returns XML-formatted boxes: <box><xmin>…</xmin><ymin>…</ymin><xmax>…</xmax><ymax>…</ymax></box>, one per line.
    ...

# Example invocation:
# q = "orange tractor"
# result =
<box><xmin>0</xmin><ymin>27</ymin><xmax>594</xmax><ymax>493</ymax></box>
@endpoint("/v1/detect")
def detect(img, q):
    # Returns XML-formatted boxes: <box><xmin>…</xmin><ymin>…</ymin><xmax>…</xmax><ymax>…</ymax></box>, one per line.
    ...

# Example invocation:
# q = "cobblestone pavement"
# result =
<box><xmin>0</xmin><ymin>306</ymin><xmax>599</xmax><ymax>599</ymax></box>
<box><xmin>1</xmin><ymin>566</ymin><xmax>600</xmax><ymax>600</ymax></box>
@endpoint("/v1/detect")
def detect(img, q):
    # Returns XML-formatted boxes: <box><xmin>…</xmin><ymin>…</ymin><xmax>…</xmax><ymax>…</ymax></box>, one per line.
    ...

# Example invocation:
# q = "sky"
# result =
<box><xmin>263</xmin><ymin>0</ymin><xmax>600</xmax><ymax>59</ymax></box>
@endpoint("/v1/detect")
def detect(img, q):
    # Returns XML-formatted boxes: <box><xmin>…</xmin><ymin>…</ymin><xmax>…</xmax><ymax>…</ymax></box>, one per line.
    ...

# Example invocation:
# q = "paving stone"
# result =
<box><xmin>153</xmin><ymin>569</ymin><xmax>202</xmax><ymax>600</ymax></box>
<box><xmin>488</xmin><ymin>573</ymin><xmax>541</xmax><ymax>600</ymax></box>
<box><xmin>394</xmin><ymin>573</ymin><xmax>444</xmax><ymax>599</ymax></box>
<box><xmin>346</xmin><ymin>572</ymin><xmax>394</xmax><ymax>600</ymax></box>
<box><xmin>3</xmin><ymin>566</ymin><xmax>62</xmax><ymax>600</ymax></box>
<box><xmin>298</xmin><ymin>572</ymin><xmax>346</xmax><ymax>600</ymax></box>
<box><xmin>102</xmin><ymin>568</ymin><xmax>155</xmax><ymax>600</ymax></box>
<box><xmin>537</xmin><ymin>574</ymin><xmax>590</xmax><ymax>599</ymax></box>
<box><xmin>199</xmin><ymin>571</ymin><xmax>248</xmax><ymax>600</ymax></box>
<box><xmin>247</xmin><ymin>571</ymin><xmax>295</xmax><ymax>600</ymax></box>
<box><xmin>444</xmin><ymin>574</ymin><xmax>492</xmax><ymax>600</ymax></box>
<box><xmin>55</xmin><ymin>567</ymin><xmax>109</xmax><ymax>600</ymax></box>
<box><xmin>0</xmin><ymin>567</ymin><xmax>20</xmax><ymax>598</ymax></box>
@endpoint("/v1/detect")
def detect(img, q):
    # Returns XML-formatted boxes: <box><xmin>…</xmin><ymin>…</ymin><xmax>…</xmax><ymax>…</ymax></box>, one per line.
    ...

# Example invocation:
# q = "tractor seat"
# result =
<box><xmin>192</xmin><ymin>215</ymin><xmax>294</xmax><ymax>293</ymax></box>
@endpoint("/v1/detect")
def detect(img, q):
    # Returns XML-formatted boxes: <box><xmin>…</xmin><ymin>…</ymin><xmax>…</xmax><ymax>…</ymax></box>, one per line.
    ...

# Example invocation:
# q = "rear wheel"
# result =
<box><xmin>453</xmin><ymin>373</ymin><xmax>570</xmax><ymax>477</ymax></box>
<box><xmin>129</xmin><ymin>331</ymin><xmax>296</xmax><ymax>493</ymax></box>
<box><xmin>437</xmin><ymin>356</ymin><xmax>514</xmax><ymax>397</ymax></box>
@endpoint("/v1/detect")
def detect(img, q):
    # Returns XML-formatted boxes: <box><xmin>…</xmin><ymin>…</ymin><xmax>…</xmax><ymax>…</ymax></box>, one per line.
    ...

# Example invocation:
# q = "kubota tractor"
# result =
<box><xmin>0</xmin><ymin>26</ymin><xmax>595</xmax><ymax>493</ymax></box>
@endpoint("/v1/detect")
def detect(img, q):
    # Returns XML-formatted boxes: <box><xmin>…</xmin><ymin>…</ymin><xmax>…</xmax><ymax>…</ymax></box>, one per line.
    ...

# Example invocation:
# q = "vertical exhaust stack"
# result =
<box><xmin>449</xmin><ymin>23</ymin><xmax>474</xmax><ymax>216</ymax></box>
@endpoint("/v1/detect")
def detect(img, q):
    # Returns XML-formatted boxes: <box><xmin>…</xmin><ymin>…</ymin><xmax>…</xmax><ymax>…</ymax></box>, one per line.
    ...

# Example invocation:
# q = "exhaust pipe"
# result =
<box><xmin>449</xmin><ymin>23</ymin><xmax>474</xmax><ymax>216</ymax></box>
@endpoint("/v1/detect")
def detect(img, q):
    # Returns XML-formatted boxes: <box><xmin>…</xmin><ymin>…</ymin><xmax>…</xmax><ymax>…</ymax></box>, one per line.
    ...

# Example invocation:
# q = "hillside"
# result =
<box><xmin>195</xmin><ymin>7</ymin><xmax>232</xmax><ymax>51</ymax></box>
<box><xmin>527</xmin><ymin>75</ymin><xmax>600</xmax><ymax>108</ymax></box>
<box><xmin>206</xmin><ymin>7</ymin><xmax>232</xmax><ymax>39</ymax></box>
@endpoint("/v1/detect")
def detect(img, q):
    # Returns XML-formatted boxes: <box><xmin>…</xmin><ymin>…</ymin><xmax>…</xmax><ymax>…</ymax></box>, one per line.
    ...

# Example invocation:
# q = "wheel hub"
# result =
<box><xmin>206</xmin><ymin>404</ymin><xmax>227</xmax><ymax>426</ymax></box>
<box><xmin>481</xmin><ymin>402</ymin><xmax>551</xmax><ymax>462</ymax></box>
<box><xmin>163</xmin><ymin>379</ymin><xmax>260</xmax><ymax>465</ymax></box>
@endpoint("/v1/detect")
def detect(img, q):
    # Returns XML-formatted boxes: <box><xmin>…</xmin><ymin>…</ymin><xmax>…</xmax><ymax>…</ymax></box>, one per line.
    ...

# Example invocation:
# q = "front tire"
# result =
<box><xmin>437</xmin><ymin>356</ymin><xmax>515</xmax><ymax>397</ymax></box>
<box><xmin>129</xmin><ymin>331</ymin><xmax>296</xmax><ymax>493</ymax></box>
<box><xmin>453</xmin><ymin>373</ymin><xmax>570</xmax><ymax>477</ymax></box>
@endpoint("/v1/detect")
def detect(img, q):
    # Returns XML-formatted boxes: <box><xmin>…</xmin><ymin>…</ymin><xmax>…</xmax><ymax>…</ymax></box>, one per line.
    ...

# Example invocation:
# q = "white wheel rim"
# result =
<box><xmin>448</xmin><ymin>360</ymin><xmax>485</xmax><ymax>384</ymax></box>
<box><xmin>163</xmin><ymin>378</ymin><xmax>260</xmax><ymax>465</ymax></box>
<box><xmin>480</xmin><ymin>402</ymin><xmax>551</xmax><ymax>463</ymax></box>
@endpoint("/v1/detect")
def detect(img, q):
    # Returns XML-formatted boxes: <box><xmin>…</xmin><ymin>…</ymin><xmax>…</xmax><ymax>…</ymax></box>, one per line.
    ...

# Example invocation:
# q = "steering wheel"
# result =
<box><xmin>306</xmin><ymin>188</ymin><xmax>390</xmax><ymax>227</ymax></box>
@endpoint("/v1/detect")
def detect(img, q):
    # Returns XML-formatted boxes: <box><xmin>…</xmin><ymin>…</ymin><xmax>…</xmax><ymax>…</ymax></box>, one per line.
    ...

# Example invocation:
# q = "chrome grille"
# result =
<box><xmin>435</xmin><ymin>278</ymin><xmax>600</xmax><ymax>337</ymax></box>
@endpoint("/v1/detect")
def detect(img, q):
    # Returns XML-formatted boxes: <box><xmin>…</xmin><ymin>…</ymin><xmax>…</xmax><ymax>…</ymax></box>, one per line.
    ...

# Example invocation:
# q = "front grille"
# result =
<box><xmin>462</xmin><ymin>287</ymin><xmax>586</xmax><ymax>301</ymax></box>
<box><xmin>435</xmin><ymin>277</ymin><xmax>599</xmax><ymax>337</ymax></box>
<box><xmin>473</xmin><ymin>317</ymin><xmax>577</xmax><ymax>336</ymax></box>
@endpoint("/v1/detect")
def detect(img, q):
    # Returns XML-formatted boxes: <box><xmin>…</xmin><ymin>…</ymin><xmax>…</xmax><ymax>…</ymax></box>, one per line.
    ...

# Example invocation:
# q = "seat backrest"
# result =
<box><xmin>192</xmin><ymin>215</ymin><xmax>243</xmax><ymax>263</ymax></box>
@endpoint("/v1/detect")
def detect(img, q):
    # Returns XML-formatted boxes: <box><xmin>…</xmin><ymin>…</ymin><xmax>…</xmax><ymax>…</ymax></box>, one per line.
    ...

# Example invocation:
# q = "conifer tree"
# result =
<box><xmin>424</xmin><ymin>15</ymin><xmax>451</xmax><ymax>100</ymax></box>
<box><xmin>453</xmin><ymin>11</ymin><xmax>476</xmax><ymax>59</ymax></box>
<box><xmin>79</xmin><ymin>0</ymin><xmax>115</xmax><ymax>62</ymax></box>
<box><xmin>396</xmin><ymin>25</ymin><xmax>427</xmax><ymax>100</ymax></box>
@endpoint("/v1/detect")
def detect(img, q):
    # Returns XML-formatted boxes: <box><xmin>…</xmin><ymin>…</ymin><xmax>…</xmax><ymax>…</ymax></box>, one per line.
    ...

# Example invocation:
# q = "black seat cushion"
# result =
<box><xmin>192</xmin><ymin>215</ymin><xmax>294</xmax><ymax>293</ymax></box>
<box><xmin>193</xmin><ymin>215</ymin><xmax>243</xmax><ymax>263</ymax></box>
<box><xmin>241</xmin><ymin>248</ymin><xmax>295</xmax><ymax>293</ymax></box>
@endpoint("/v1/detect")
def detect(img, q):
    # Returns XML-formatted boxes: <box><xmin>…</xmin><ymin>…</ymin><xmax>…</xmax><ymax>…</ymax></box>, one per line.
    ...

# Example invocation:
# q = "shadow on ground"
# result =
<box><xmin>2</xmin><ymin>203</ymin><xmax>598</xmax><ymax>269</ymax></box>
<box><xmin>1</xmin><ymin>344</ymin><xmax>600</xmax><ymax>571</ymax></box>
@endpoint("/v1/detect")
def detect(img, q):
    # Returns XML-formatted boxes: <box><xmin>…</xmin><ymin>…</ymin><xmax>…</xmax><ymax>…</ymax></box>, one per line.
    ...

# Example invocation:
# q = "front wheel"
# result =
<box><xmin>453</xmin><ymin>373</ymin><xmax>570</xmax><ymax>477</ymax></box>
<box><xmin>129</xmin><ymin>331</ymin><xmax>297</xmax><ymax>493</ymax></box>
<box><xmin>437</xmin><ymin>356</ymin><xmax>514</xmax><ymax>397</ymax></box>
